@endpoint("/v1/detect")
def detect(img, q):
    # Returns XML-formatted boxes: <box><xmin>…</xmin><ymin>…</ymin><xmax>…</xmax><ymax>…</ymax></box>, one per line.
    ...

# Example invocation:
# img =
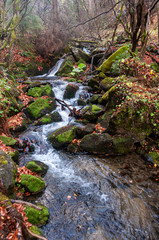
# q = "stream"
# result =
<box><xmin>19</xmin><ymin>63</ymin><xmax>159</xmax><ymax>240</ymax></box>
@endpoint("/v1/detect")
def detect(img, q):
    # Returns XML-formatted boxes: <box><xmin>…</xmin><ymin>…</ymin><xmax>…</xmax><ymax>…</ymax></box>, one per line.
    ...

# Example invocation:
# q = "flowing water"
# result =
<box><xmin>19</xmin><ymin>65</ymin><xmax>159</xmax><ymax>240</ymax></box>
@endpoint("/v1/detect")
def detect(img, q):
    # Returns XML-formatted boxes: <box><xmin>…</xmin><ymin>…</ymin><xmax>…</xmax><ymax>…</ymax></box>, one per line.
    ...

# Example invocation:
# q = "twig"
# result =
<box><xmin>27</xmin><ymin>228</ymin><xmax>48</xmax><ymax>240</ymax></box>
<box><xmin>10</xmin><ymin>199</ymin><xmax>43</xmax><ymax>211</ymax></box>
<box><xmin>145</xmin><ymin>51</ymin><xmax>159</xmax><ymax>65</ymax></box>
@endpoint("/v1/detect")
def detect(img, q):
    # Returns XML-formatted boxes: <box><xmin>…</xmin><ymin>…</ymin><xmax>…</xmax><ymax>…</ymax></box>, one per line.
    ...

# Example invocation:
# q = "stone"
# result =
<box><xmin>98</xmin><ymin>45</ymin><xmax>129</xmax><ymax>73</ymax></box>
<box><xmin>0</xmin><ymin>136</ymin><xmax>17</xmax><ymax>146</ymax></box>
<box><xmin>100</xmin><ymin>77</ymin><xmax>115</xmax><ymax>91</ymax></box>
<box><xmin>0</xmin><ymin>151</ymin><xmax>17</xmax><ymax>194</ymax></box>
<box><xmin>27</xmin><ymin>97</ymin><xmax>56</xmax><ymax>120</ymax></box>
<box><xmin>10</xmin><ymin>113</ymin><xmax>28</xmax><ymax>133</ymax></box>
<box><xmin>57</xmin><ymin>60</ymin><xmax>73</xmax><ymax>76</ymax></box>
<box><xmin>26</xmin><ymin>161</ymin><xmax>48</xmax><ymax>176</ymax></box>
<box><xmin>34</xmin><ymin>112</ymin><xmax>62</xmax><ymax>126</ymax></box>
<box><xmin>82</xmin><ymin>105</ymin><xmax>105</xmax><ymax>122</ymax></box>
<box><xmin>88</xmin><ymin>77</ymin><xmax>100</xmax><ymax>91</ymax></box>
<box><xmin>25</xmin><ymin>204</ymin><xmax>49</xmax><ymax>226</ymax></box>
<box><xmin>20</xmin><ymin>174</ymin><xmax>45</xmax><ymax>194</ymax></box>
<box><xmin>71</xmin><ymin>47</ymin><xmax>91</xmax><ymax>62</ymax></box>
<box><xmin>29</xmin><ymin>226</ymin><xmax>43</xmax><ymax>238</ymax></box>
<box><xmin>28</xmin><ymin>84</ymin><xmax>54</xmax><ymax>98</ymax></box>
<box><xmin>48</xmin><ymin>125</ymin><xmax>78</xmax><ymax>149</ymax></box>
<box><xmin>77</xmin><ymin>98</ymin><xmax>86</xmax><ymax>106</ymax></box>
<box><xmin>63</xmin><ymin>84</ymin><xmax>79</xmax><ymax>99</ymax></box>
<box><xmin>89</xmin><ymin>94</ymin><xmax>101</xmax><ymax>104</ymax></box>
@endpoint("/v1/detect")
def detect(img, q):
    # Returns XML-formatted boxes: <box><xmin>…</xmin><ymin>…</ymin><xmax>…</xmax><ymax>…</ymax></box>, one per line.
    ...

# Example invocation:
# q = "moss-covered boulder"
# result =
<box><xmin>98</xmin><ymin>45</ymin><xmax>129</xmax><ymax>73</ymax></box>
<box><xmin>82</xmin><ymin>105</ymin><xmax>105</xmax><ymax>122</ymax></box>
<box><xmin>34</xmin><ymin>112</ymin><xmax>62</xmax><ymax>126</ymax></box>
<box><xmin>89</xmin><ymin>94</ymin><xmax>102</xmax><ymax>104</ymax></box>
<box><xmin>71</xmin><ymin>47</ymin><xmax>91</xmax><ymax>62</ymax></box>
<box><xmin>0</xmin><ymin>151</ymin><xmax>16</xmax><ymax>194</ymax></box>
<box><xmin>28</xmin><ymin>84</ymin><xmax>54</xmax><ymax>98</ymax></box>
<box><xmin>63</xmin><ymin>84</ymin><xmax>79</xmax><ymax>99</ymax></box>
<box><xmin>77</xmin><ymin>98</ymin><xmax>87</xmax><ymax>106</ymax></box>
<box><xmin>88</xmin><ymin>77</ymin><xmax>100</xmax><ymax>91</ymax></box>
<box><xmin>100</xmin><ymin>77</ymin><xmax>115</xmax><ymax>91</ymax></box>
<box><xmin>98</xmin><ymin>110</ymin><xmax>113</xmax><ymax>129</ymax></box>
<box><xmin>0</xmin><ymin>136</ymin><xmax>17</xmax><ymax>146</ymax></box>
<box><xmin>57</xmin><ymin>60</ymin><xmax>73</xmax><ymax>76</ymax></box>
<box><xmin>20</xmin><ymin>174</ymin><xmax>45</xmax><ymax>194</ymax></box>
<box><xmin>48</xmin><ymin>125</ymin><xmax>78</xmax><ymax>149</ymax></box>
<box><xmin>8</xmin><ymin>150</ymin><xmax>19</xmax><ymax>162</ymax></box>
<box><xmin>107</xmin><ymin>101</ymin><xmax>153</xmax><ymax>141</ymax></box>
<box><xmin>80</xmin><ymin>133</ymin><xmax>133</xmax><ymax>154</ymax></box>
<box><xmin>25</xmin><ymin>204</ymin><xmax>49</xmax><ymax>226</ymax></box>
<box><xmin>27</xmin><ymin>97</ymin><xmax>56</xmax><ymax>120</ymax></box>
<box><xmin>26</xmin><ymin>161</ymin><xmax>48</xmax><ymax>176</ymax></box>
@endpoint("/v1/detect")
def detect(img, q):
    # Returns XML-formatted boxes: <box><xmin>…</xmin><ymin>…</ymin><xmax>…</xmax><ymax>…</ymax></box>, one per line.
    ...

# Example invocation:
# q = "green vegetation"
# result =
<box><xmin>25</xmin><ymin>205</ymin><xmax>49</xmax><ymax>226</ymax></box>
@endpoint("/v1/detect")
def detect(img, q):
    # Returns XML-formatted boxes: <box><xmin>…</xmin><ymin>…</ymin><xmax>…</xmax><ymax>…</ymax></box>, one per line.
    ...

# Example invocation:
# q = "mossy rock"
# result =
<box><xmin>77</xmin><ymin>98</ymin><xmax>86</xmax><ymax>106</ymax></box>
<box><xmin>57</xmin><ymin>60</ymin><xmax>73</xmax><ymax>76</ymax></box>
<box><xmin>20</xmin><ymin>174</ymin><xmax>45</xmax><ymax>194</ymax></box>
<box><xmin>77</xmin><ymin>58</ymin><xmax>86</xmax><ymax>65</ymax></box>
<box><xmin>8</xmin><ymin>150</ymin><xmax>19</xmax><ymax>162</ymax></box>
<box><xmin>98</xmin><ymin>110</ymin><xmax>113</xmax><ymax>129</ymax></box>
<box><xmin>34</xmin><ymin>112</ymin><xmax>62</xmax><ymax>126</ymax></box>
<box><xmin>26</xmin><ymin>161</ymin><xmax>48</xmax><ymax>176</ymax></box>
<box><xmin>71</xmin><ymin>47</ymin><xmax>91</xmax><ymax>62</ymax></box>
<box><xmin>0</xmin><ymin>136</ymin><xmax>17</xmax><ymax>146</ymax></box>
<box><xmin>48</xmin><ymin>125</ymin><xmax>78</xmax><ymax>149</ymax></box>
<box><xmin>27</xmin><ymin>97</ymin><xmax>56</xmax><ymax>120</ymax></box>
<box><xmin>25</xmin><ymin>204</ymin><xmax>49</xmax><ymax>226</ymax></box>
<box><xmin>89</xmin><ymin>94</ymin><xmax>101</xmax><ymax>104</ymax></box>
<box><xmin>67</xmin><ymin>78</ymin><xmax>77</xmax><ymax>82</ymax></box>
<box><xmin>100</xmin><ymin>77</ymin><xmax>115</xmax><ymax>91</ymax></box>
<box><xmin>76</xmin><ymin>124</ymin><xmax>96</xmax><ymax>138</ymax></box>
<box><xmin>63</xmin><ymin>84</ymin><xmax>79</xmax><ymax>99</ymax></box>
<box><xmin>10</xmin><ymin>113</ymin><xmax>28</xmax><ymax>133</ymax></box>
<box><xmin>146</xmin><ymin>151</ymin><xmax>159</xmax><ymax>165</ymax></box>
<box><xmin>28</xmin><ymin>85</ymin><xmax>54</xmax><ymax>98</ymax></box>
<box><xmin>107</xmin><ymin>101</ymin><xmax>153</xmax><ymax>141</ymax></box>
<box><xmin>88</xmin><ymin>77</ymin><xmax>100</xmax><ymax>91</ymax></box>
<box><xmin>67</xmin><ymin>142</ymin><xmax>79</xmax><ymax>153</ymax></box>
<box><xmin>29</xmin><ymin>226</ymin><xmax>43</xmax><ymax>239</ymax></box>
<box><xmin>112</xmin><ymin>136</ymin><xmax>134</xmax><ymax>155</ymax></box>
<box><xmin>82</xmin><ymin>105</ymin><xmax>105</xmax><ymax>122</ymax></box>
<box><xmin>0</xmin><ymin>151</ymin><xmax>17</xmax><ymax>194</ymax></box>
<box><xmin>0</xmin><ymin>192</ymin><xmax>11</xmax><ymax>207</ymax></box>
<box><xmin>98</xmin><ymin>45</ymin><xmax>129</xmax><ymax>73</ymax></box>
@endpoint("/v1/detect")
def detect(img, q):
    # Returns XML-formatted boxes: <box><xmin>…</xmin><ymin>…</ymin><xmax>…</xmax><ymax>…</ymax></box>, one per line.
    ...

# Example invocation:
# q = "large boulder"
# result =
<box><xmin>0</xmin><ymin>151</ymin><xmax>17</xmax><ymax>194</ymax></box>
<box><xmin>63</xmin><ymin>84</ymin><xmax>79</xmax><ymax>99</ymax></box>
<box><xmin>48</xmin><ymin>125</ymin><xmax>78</xmax><ymax>149</ymax></box>
<box><xmin>26</xmin><ymin>160</ymin><xmax>49</xmax><ymax>176</ymax></box>
<box><xmin>100</xmin><ymin>77</ymin><xmax>115</xmax><ymax>91</ymax></box>
<box><xmin>82</xmin><ymin>105</ymin><xmax>105</xmax><ymax>122</ymax></box>
<box><xmin>28</xmin><ymin>84</ymin><xmax>54</xmax><ymax>98</ymax></box>
<box><xmin>27</xmin><ymin>97</ymin><xmax>56</xmax><ymax>119</ymax></box>
<box><xmin>57</xmin><ymin>60</ymin><xmax>74</xmax><ymax>76</ymax></box>
<box><xmin>71</xmin><ymin>47</ymin><xmax>91</xmax><ymax>62</ymax></box>
<box><xmin>98</xmin><ymin>45</ymin><xmax>129</xmax><ymax>73</ymax></box>
<box><xmin>20</xmin><ymin>174</ymin><xmax>45</xmax><ymax>194</ymax></box>
<box><xmin>80</xmin><ymin>133</ymin><xmax>133</xmax><ymax>155</ymax></box>
<box><xmin>34</xmin><ymin>112</ymin><xmax>62</xmax><ymax>126</ymax></box>
<box><xmin>25</xmin><ymin>204</ymin><xmax>49</xmax><ymax>226</ymax></box>
<box><xmin>88</xmin><ymin>76</ymin><xmax>100</xmax><ymax>91</ymax></box>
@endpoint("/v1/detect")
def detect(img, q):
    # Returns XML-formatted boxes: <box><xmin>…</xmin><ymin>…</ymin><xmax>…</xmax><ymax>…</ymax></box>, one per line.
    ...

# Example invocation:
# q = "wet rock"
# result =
<box><xmin>80</xmin><ymin>133</ymin><xmax>133</xmax><ymax>155</ymax></box>
<box><xmin>76</xmin><ymin>124</ymin><xmax>96</xmax><ymax>138</ymax></box>
<box><xmin>63</xmin><ymin>84</ymin><xmax>79</xmax><ymax>99</ymax></box>
<box><xmin>77</xmin><ymin>98</ymin><xmax>87</xmax><ymax>106</ymax></box>
<box><xmin>89</xmin><ymin>94</ymin><xmax>102</xmax><ymax>104</ymax></box>
<box><xmin>98</xmin><ymin>110</ymin><xmax>113</xmax><ymax>129</ymax></box>
<box><xmin>82</xmin><ymin>105</ymin><xmax>105</xmax><ymax>122</ymax></box>
<box><xmin>48</xmin><ymin>125</ymin><xmax>78</xmax><ymax>149</ymax></box>
<box><xmin>8</xmin><ymin>150</ymin><xmax>19</xmax><ymax>162</ymax></box>
<box><xmin>34</xmin><ymin>112</ymin><xmax>62</xmax><ymax>126</ymax></box>
<box><xmin>25</xmin><ymin>204</ymin><xmax>49</xmax><ymax>226</ymax></box>
<box><xmin>0</xmin><ymin>151</ymin><xmax>17</xmax><ymax>194</ymax></box>
<box><xmin>26</xmin><ymin>161</ymin><xmax>49</xmax><ymax>176</ymax></box>
<box><xmin>98</xmin><ymin>45</ymin><xmax>129</xmax><ymax>73</ymax></box>
<box><xmin>67</xmin><ymin>142</ymin><xmax>80</xmax><ymax>153</ymax></box>
<box><xmin>20</xmin><ymin>174</ymin><xmax>45</xmax><ymax>194</ymax></box>
<box><xmin>28</xmin><ymin>84</ymin><xmax>54</xmax><ymax>98</ymax></box>
<box><xmin>88</xmin><ymin>77</ymin><xmax>100</xmax><ymax>91</ymax></box>
<box><xmin>27</xmin><ymin>97</ymin><xmax>56</xmax><ymax>120</ymax></box>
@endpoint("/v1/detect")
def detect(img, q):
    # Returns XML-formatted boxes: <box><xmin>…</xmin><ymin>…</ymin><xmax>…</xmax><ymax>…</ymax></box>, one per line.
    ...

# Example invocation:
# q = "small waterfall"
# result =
<box><xmin>47</xmin><ymin>58</ymin><xmax>64</xmax><ymax>77</ymax></box>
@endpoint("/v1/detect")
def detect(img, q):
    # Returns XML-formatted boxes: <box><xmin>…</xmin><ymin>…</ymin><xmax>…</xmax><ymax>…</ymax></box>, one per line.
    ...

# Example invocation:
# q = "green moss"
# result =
<box><xmin>20</xmin><ymin>174</ymin><xmax>45</xmax><ymax>193</ymax></box>
<box><xmin>57</xmin><ymin>61</ymin><xmax>73</xmax><ymax>76</ymax></box>
<box><xmin>91</xmin><ymin>105</ymin><xmax>103</xmax><ymax>113</ymax></box>
<box><xmin>100</xmin><ymin>77</ymin><xmax>115</xmax><ymax>91</ymax></box>
<box><xmin>0</xmin><ymin>156</ymin><xmax>8</xmax><ymax>165</ymax></box>
<box><xmin>0</xmin><ymin>193</ymin><xmax>11</xmax><ymax>207</ymax></box>
<box><xmin>101</xmin><ymin>85</ymin><xmax>116</xmax><ymax>103</ymax></box>
<box><xmin>0</xmin><ymin>136</ymin><xmax>17</xmax><ymax>146</ymax></box>
<box><xmin>27</xmin><ymin>97</ymin><xmax>56</xmax><ymax>119</ymax></box>
<box><xmin>28</xmin><ymin>85</ymin><xmax>53</xmax><ymax>98</ymax></box>
<box><xmin>77</xmin><ymin>59</ymin><xmax>86</xmax><ymax>65</ymax></box>
<box><xmin>56</xmin><ymin>129</ymin><xmax>75</xmax><ymax>143</ymax></box>
<box><xmin>26</xmin><ymin>161</ymin><xmax>42</xmax><ymax>173</ymax></box>
<box><xmin>8</xmin><ymin>151</ymin><xmax>19</xmax><ymax>162</ymax></box>
<box><xmin>113</xmin><ymin>136</ymin><xmax>133</xmax><ymax>154</ymax></box>
<box><xmin>29</xmin><ymin>226</ymin><xmax>43</xmax><ymax>236</ymax></box>
<box><xmin>25</xmin><ymin>205</ymin><xmax>49</xmax><ymax>226</ymax></box>
<box><xmin>147</xmin><ymin>151</ymin><xmax>159</xmax><ymax>165</ymax></box>
<box><xmin>41</xmin><ymin>115</ymin><xmax>51</xmax><ymax>123</ymax></box>
<box><xmin>98</xmin><ymin>45</ymin><xmax>129</xmax><ymax>73</ymax></box>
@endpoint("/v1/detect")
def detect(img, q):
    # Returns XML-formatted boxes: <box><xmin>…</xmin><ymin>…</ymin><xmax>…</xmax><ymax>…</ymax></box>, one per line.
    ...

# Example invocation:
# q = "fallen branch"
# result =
<box><xmin>10</xmin><ymin>199</ymin><xmax>43</xmax><ymax>211</ymax></box>
<box><xmin>27</xmin><ymin>228</ymin><xmax>48</xmax><ymax>240</ymax></box>
<box><xmin>145</xmin><ymin>51</ymin><xmax>159</xmax><ymax>65</ymax></box>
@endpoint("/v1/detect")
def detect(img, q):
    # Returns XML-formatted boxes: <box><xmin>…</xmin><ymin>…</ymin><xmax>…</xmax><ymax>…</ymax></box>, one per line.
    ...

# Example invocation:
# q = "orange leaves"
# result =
<box><xmin>13</xmin><ymin>204</ymin><xmax>32</xmax><ymax>228</ymax></box>
<box><xmin>0</xmin><ymin>140</ymin><xmax>15</xmax><ymax>154</ymax></box>
<box><xmin>95</xmin><ymin>123</ymin><xmax>106</xmax><ymax>133</ymax></box>
<box><xmin>8</xmin><ymin>113</ymin><xmax>23</xmax><ymax>130</ymax></box>
<box><xmin>71</xmin><ymin>139</ymin><xmax>81</xmax><ymax>146</ymax></box>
